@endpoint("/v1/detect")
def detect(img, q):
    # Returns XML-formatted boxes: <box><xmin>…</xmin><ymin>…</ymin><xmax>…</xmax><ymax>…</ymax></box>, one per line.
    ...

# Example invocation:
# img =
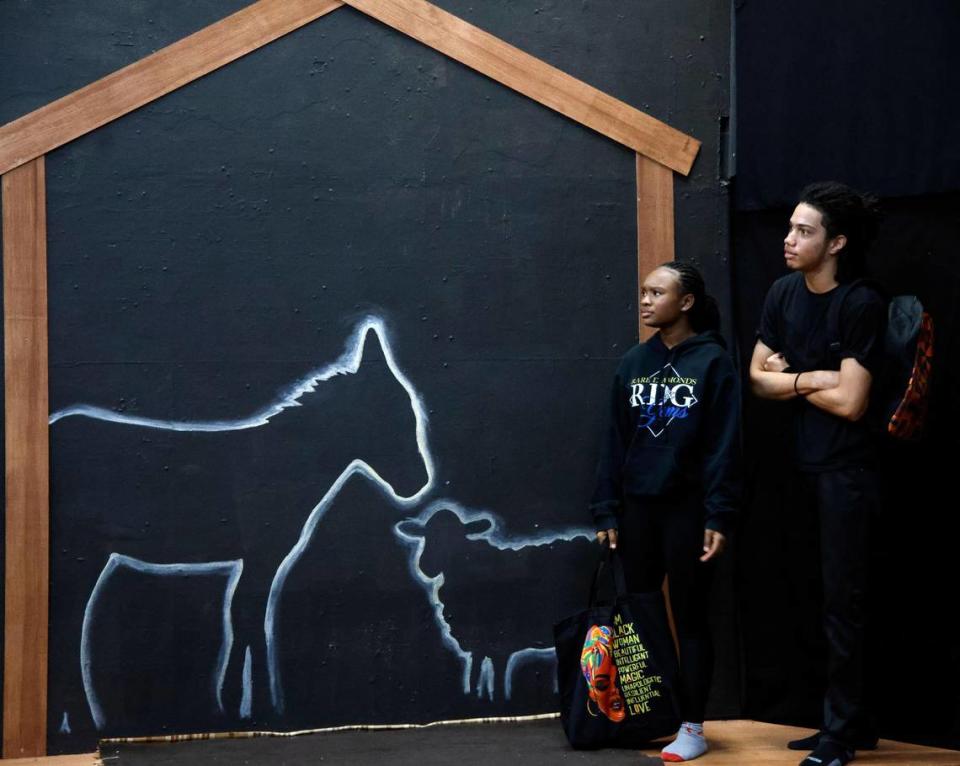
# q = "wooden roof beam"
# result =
<box><xmin>0</xmin><ymin>0</ymin><xmax>344</xmax><ymax>176</ymax></box>
<box><xmin>342</xmin><ymin>0</ymin><xmax>700</xmax><ymax>175</ymax></box>
<box><xmin>0</xmin><ymin>0</ymin><xmax>699</xmax><ymax>178</ymax></box>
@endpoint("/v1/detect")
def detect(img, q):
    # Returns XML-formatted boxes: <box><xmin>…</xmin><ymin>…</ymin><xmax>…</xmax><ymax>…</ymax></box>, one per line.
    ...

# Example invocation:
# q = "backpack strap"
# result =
<box><xmin>825</xmin><ymin>279</ymin><xmax>862</xmax><ymax>360</ymax></box>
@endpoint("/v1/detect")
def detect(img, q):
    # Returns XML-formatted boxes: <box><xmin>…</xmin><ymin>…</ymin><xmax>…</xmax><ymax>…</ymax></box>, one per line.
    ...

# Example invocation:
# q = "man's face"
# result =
<box><xmin>783</xmin><ymin>203</ymin><xmax>840</xmax><ymax>274</ymax></box>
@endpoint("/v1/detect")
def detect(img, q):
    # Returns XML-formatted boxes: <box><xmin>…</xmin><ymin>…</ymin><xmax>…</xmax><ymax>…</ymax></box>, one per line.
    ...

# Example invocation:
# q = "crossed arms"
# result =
<box><xmin>748</xmin><ymin>340</ymin><xmax>873</xmax><ymax>422</ymax></box>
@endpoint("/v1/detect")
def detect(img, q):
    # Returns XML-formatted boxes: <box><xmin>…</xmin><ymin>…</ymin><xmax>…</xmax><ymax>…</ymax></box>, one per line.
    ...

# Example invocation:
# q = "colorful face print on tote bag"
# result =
<box><xmin>580</xmin><ymin>624</ymin><xmax>626</xmax><ymax>722</ymax></box>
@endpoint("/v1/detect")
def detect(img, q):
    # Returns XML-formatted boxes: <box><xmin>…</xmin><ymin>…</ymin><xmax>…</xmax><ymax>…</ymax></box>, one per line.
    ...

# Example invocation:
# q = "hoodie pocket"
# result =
<box><xmin>621</xmin><ymin>443</ymin><xmax>683</xmax><ymax>496</ymax></box>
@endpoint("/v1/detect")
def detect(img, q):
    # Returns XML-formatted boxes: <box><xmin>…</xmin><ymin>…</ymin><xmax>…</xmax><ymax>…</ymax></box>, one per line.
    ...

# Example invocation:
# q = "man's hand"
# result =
<box><xmin>807</xmin><ymin>370</ymin><xmax>841</xmax><ymax>390</ymax></box>
<box><xmin>596</xmin><ymin>528</ymin><xmax>618</xmax><ymax>549</ymax></box>
<box><xmin>701</xmin><ymin>529</ymin><xmax>726</xmax><ymax>562</ymax></box>
<box><xmin>750</xmin><ymin>340</ymin><xmax>842</xmax><ymax>400</ymax></box>
<box><xmin>763</xmin><ymin>352</ymin><xmax>791</xmax><ymax>373</ymax></box>
<box><xmin>805</xmin><ymin>357</ymin><xmax>873</xmax><ymax>421</ymax></box>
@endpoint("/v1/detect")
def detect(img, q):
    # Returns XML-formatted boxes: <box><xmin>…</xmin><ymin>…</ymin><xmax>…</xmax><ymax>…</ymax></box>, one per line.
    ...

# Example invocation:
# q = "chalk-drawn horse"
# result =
<box><xmin>48</xmin><ymin>316</ymin><xmax>433</xmax><ymax>738</ymax></box>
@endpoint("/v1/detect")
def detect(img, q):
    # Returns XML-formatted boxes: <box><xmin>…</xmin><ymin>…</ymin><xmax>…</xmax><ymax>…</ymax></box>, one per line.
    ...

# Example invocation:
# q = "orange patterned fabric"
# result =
<box><xmin>888</xmin><ymin>311</ymin><xmax>934</xmax><ymax>441</ymax></box>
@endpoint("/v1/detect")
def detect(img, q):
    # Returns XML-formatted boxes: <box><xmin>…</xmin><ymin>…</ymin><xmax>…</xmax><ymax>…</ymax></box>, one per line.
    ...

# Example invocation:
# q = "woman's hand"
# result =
<box><xmin>700</xmin><ymin>529</ymin><xmax>726</xmax><ymax>562</ymax></box>
<box><xmin>596</xmin><ymin>528</ymin><xmax>618</xmax><ymax>549</ymax></box>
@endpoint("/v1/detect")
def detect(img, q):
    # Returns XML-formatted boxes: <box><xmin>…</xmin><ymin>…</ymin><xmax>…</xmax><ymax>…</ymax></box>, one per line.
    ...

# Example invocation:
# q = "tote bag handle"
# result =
<box><xmin>586</xmin><ymin>545</ymin><xmax>629</xmax><ymax>607</ymax></box>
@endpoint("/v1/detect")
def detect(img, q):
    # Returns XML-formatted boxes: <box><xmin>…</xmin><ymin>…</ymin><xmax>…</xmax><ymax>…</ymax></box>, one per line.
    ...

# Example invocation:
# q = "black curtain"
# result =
<box><xmin>733</xmin><ymin>0</ymin><xmax>960</xmax><ymax>750</ymax></box>
<box><xmin>732</xmin><ymin>195</ymin><xmax>960</xmax><ymax>749</ymax></box>
<box><xmin>735</xmin><ymin>0</ymin><xmax>960</xmax><ymax>211</ymax></box>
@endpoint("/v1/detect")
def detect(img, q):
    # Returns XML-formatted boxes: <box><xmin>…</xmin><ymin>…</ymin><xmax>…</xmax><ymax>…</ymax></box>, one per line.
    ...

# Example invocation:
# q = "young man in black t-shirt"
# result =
<box><xmin>749</xmin><ymin>182</ymin><xmax>885</xmax><ymax>766</ymax></box>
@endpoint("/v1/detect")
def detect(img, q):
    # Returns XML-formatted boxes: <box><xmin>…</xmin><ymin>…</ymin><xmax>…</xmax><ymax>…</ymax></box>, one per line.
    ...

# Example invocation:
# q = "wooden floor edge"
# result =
<box><xmin>14</xmin><ymin>721</ymin><xmax>955</xmax><ymax>764</ymax></box>
<box><xmin>0</xmin><ymin>753</ymin><xmax>100</xmax><ymax>766</ymax></box>
<box><xmin>704</xmin><ymin>720</ymin><xmax>960</xmax><ymax>761</ymax></box>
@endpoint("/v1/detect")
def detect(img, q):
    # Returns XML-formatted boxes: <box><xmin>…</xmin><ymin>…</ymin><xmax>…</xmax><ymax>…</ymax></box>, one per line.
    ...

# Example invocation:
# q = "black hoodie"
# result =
<box><xmin>590</xmin><ymin>330</ymin><xmax>741</xmax><ymax>535</ymax></box>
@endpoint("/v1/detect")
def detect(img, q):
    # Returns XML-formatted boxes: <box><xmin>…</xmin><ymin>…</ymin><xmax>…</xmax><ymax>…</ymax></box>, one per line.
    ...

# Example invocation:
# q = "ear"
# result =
<box><xmin>464</xmin><ymin>517</ymin><xmax>495</xmax><ymax>537</ymax></box>
<box><xmin>680</xmin><ymin>293</ymin><xmax>696</xmax><ymax>313</ymax></box>
<box><xmin>395</xmin><ymin>518</ymin><xmax>425</xmax><ymax>538</ymax></box>
<box><xmin>827</xmin><ymin>233</ymin><xmax>847</xmax><ymax>256</ymax></box>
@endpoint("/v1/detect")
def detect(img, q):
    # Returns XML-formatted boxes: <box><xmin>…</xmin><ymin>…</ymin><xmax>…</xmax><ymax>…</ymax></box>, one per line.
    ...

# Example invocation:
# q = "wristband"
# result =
<box><xmin>794</xmin><ymin>372</ymin><xmax>803</xmax><ymax>396</ymax></box>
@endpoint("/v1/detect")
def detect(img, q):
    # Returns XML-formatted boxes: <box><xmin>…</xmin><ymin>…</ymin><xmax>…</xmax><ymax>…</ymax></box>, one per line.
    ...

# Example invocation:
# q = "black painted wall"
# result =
<box><xmin>0</xmin><ymin>0</ymin><xmax>733</xmax><ymax>754</ymax></box>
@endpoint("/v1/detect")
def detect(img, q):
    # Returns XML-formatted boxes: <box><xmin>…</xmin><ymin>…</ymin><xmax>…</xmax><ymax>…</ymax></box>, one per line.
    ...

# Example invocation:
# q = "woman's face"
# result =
<box><xmin>581</xmin><ymin>625</ymin><xmax>626</xmax><ymax>722</ymax></box>
<box><xmin>592</xmin><ymin>664</ymin><xmax>626</xmax><ymax>722</ymax></box>
<box><xmin>639</xmin><ymin>267</ymin><xmax>692</xmax><ymax>328</ymax></box>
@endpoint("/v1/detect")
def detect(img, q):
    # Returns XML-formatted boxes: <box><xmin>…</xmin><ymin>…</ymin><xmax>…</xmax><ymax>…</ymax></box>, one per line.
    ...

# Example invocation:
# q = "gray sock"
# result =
<box><xmin>661</xmin><ymin>722</ymin><xmax>708</xmax><ymax>762</ymax></box>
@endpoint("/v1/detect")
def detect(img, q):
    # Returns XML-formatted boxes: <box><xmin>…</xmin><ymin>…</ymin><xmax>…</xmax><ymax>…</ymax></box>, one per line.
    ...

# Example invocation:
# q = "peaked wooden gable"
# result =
<box><xmin>0</xmin><ymin>0</ymin><xmax>699</xmax><ymax>756</ymax></box>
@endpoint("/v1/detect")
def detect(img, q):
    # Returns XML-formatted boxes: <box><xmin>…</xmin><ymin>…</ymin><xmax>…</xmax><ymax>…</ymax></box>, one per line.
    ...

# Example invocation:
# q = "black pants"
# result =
<box><xmin>801</xmin><ymin>466</ymin><xmax>880</xmax><ymax>749</ymax></box>
<box><xmin>618</xmin><ymin>492</ymin><xmax>716</xmax><ymax>724</ymax></box>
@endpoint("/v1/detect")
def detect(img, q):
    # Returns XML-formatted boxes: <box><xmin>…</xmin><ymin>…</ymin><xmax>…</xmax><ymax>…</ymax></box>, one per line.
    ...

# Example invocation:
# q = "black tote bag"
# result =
<box><xmin>553</xmin><ymin>548</ymin><xmax>681</xmax><ymax>749</ymax></box>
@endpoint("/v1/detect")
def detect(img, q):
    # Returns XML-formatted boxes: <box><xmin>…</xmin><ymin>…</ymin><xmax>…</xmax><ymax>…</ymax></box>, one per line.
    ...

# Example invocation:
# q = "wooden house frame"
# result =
<box><xmin>0</xmin><ymin>0</ymin><xmax>699</xmax><ymax>756</ymax></box>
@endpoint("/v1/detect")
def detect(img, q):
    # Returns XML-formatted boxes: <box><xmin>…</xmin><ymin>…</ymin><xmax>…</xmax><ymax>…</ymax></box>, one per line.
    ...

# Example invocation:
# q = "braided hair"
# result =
<box><xmin>660</xmin><ymin>261</ymin><xmax>721</xmax><ymax>333</ymax></box>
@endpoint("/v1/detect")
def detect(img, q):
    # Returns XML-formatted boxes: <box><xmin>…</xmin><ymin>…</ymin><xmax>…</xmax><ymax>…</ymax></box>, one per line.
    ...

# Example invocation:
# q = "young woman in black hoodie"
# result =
<box><xmin>590</xmin><ymin>262</ymin><xmax>741</xmax><ymax>762</ymax></box>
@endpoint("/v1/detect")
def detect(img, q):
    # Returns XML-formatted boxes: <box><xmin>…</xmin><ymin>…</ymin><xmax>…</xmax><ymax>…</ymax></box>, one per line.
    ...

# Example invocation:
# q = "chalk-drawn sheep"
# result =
<box><xmin>395</xmin><ymin>502</ymin><xmax>595</xmax><ymax>700</ymax></box>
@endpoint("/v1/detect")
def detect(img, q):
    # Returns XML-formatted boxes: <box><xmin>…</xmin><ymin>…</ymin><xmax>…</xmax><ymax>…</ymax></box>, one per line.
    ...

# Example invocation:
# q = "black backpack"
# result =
<box><xmin>826</xmin><ymin>279</ymin><xmax>934</xmax><ymax>441</ymax></box>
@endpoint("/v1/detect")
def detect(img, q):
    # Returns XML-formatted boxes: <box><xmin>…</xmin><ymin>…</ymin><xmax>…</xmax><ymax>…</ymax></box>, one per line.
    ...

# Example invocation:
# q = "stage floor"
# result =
<box><xmin>9</xmin><ymin>719</ymin><xmax>960</xmax><ymax>765</ymax></box>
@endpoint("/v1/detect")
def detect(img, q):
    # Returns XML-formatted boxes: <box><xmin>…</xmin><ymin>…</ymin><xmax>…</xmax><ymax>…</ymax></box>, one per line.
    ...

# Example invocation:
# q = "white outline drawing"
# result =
<box><xmin>81</xmin><ymin>554</ymin><xmax>243</xmax><ymax>730</ymax></box>
<box><xmin>240</xmin><ymin>647</ymin><xmax>253</xmax><ymax>719</ymax></box>
<box><xmin>477</xmin><ymin>657</ymin><xmax>494</xmax><ymax>701</ymax></box>
<box><xmin>54</xmin><ymin>315</ymin><xmax>435</xmax><ymax>722</ymax></box>
<box><xmin>393</xmin><ymin>499</ymin><xmax>592</xmax><ymax>699</ymax></box>
<box><xmin>504</xmin><ymin>648</ymin><xmax>558</xmax><ymax>700</ymax></box>
<box><xmin>56</xmin><ymin>314</ymin><xmax>584</xmax><ymax>723</ymax></box>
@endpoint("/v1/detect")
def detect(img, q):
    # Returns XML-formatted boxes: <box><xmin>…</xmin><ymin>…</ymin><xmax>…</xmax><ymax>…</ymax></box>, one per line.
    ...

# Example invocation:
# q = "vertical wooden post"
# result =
<box><xmin>2</xmin><ymin>157</ymin><xmax>49</xmax><ymax>758</ymax></box>
<box><xmin>634</xmin><ymin>153</ymin><xmax>680</xmax><ymax>653</ymax></box>
<box><xmin>635</xmin><ymin>153</ymin><xmax>675</xmax><ymax>340</ymax></box>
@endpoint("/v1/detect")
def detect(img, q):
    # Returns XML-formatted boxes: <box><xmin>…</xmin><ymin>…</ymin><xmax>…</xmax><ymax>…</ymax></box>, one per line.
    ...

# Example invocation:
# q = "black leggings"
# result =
<box><xmin>617</xmin><ymin>492</ymin><xmax>716</xmax><ymax>723</ymax></box>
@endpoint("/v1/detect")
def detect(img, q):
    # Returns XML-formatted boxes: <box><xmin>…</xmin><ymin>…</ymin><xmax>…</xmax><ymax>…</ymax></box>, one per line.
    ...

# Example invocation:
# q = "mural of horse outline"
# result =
<box><xmin>52</xmin><ymin>315</ymin><xmax>434</xmax><ymax>728</ymax></box>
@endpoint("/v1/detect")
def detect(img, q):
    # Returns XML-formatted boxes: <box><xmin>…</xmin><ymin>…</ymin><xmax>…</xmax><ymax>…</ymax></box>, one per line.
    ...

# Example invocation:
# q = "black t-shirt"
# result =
<box><xmin>757</xmin><ymin>272</ymin><xmax>887</xmax><ymax>471</ymax></box>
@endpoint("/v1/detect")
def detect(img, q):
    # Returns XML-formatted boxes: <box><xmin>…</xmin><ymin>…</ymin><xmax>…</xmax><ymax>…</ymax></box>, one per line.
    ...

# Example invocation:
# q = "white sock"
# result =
<box><xmin>661</xmin><ymin>722</ymin><xmax>708</xmax><ymax>762</ymax></box>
